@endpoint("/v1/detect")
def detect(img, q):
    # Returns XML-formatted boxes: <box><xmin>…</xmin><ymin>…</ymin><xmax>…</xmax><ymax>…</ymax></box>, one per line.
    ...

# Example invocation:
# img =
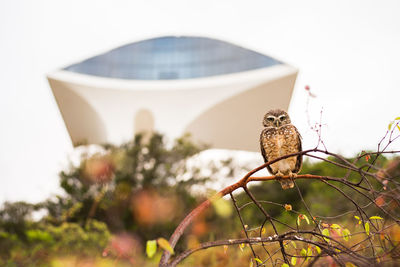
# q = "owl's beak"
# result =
<box><xmin>275</xmin><ymin>120</ymin><xmax>280</xmax><ymax>127</ymax></box>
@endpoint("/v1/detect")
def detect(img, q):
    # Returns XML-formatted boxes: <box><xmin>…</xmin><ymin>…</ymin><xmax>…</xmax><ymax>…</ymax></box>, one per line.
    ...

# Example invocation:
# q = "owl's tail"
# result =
<box><xmin>279</xmin><ymin>179</ymin><xmax>294</xmax><ymax>190</ymax></box>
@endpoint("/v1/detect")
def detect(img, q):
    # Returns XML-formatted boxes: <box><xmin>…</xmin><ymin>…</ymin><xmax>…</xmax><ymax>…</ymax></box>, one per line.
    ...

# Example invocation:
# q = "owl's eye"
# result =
<box><xmin>267</xmin><ymin>117</ymin><xmax>275</xmax><ymax>122</ymax></box>
<box><xmin>279</xmin><ymin>116</ymin><xmax>286</xmax><ymax>121</ymax></box>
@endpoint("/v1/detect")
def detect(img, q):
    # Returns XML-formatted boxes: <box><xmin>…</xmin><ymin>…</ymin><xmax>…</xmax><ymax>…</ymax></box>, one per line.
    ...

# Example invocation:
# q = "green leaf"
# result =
<box><xmin>322</xmin><ymin>228</ymin><xmax>330</xmax><ymax>242</ymax></box>
<box><xmin>315</xmin><ymin>246</ymin><xmax>321</xmax><ymax>254</ymax></box>
<box><xmin>157</xmin><ymin>238</ymin><xmax>174</xmax><ymax>255</ymax></box>
<box><xmin>291</xmin><ymin>257</ymin><xmax>297</xmax><ymax>265</ymax></box>
<box><xmin>254</xmin><ymin>258</ymin><xmax>263</xmax><ymax>264</ymax></box>
<box><xmin>365</xmin><ymin>222</ymin><xmax>370</xmax><ymax>236</ymax></box>
<box><xmin>342</xmin><ymin>228</ymin><xmax>351</xmax><ymax>241</ymax></box>
<box><xmin>369</xmin><ymin>216</ymin><xmax>383</xmax><ymax>220</ymax></box>
<box><xmin>146</xmin><ymin>240</ymin><xmax>157</xmax><ymax>258</ymax></box>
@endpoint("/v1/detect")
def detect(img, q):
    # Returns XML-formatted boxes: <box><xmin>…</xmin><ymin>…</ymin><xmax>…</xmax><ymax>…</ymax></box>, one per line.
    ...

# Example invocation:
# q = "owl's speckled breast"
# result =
<box><xmin>261</xmin><ymin>125</ymin><xmax>300</xmax><ymax>174</ymax></box>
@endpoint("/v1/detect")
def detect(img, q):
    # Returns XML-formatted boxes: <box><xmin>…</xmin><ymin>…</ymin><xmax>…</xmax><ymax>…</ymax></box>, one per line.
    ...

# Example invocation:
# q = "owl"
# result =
<box><xmin>260</xmin><ymin>109</ymin><xmax>302</xmax><ymax>189</ymax></box>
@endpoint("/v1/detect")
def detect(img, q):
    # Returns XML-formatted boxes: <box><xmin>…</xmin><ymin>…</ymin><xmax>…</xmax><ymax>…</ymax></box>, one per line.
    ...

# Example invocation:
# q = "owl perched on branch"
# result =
<box><xmin>260</xmin><ymin>109</ymin><xmax>302</xmax><ymax>189</ymax></box>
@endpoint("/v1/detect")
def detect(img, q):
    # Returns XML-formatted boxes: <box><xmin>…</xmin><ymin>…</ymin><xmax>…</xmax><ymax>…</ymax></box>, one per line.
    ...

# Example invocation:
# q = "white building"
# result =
<box><xmin>47</xmin><ymin>36</ymin><xmax>297</xmax><ymax>151</ymax></box>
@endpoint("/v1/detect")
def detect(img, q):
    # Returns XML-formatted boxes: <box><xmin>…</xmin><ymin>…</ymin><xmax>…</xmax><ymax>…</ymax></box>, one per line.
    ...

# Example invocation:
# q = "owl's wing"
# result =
<box><xmin>260</xmin><ymin>128</ymin><xmax>274</xmax><ymax>174</ymax></box>
<box><xmin>293</xmin><ymin>126</ymin><xmax>303</xmax><ymax>173</ymax></box>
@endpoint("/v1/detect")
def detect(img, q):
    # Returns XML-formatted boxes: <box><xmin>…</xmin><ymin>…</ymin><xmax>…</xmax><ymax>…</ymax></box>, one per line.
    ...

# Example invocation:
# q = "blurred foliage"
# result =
<box><xmin>0</xmin><ymin>132</ymin><xmax>399</xmax><ymax>266</ymax></box>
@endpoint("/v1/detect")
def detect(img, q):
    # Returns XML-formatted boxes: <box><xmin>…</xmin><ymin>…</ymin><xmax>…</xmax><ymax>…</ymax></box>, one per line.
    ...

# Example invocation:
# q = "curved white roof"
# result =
<box><xmin>64</xmin><ymin>36</ymin><xmax>282</xmax><ymax>80</ymax></box>
<box><xmin>48</xmin><ymin>36</ymin><xmax>297</xmax><ymax>151</ymax></box>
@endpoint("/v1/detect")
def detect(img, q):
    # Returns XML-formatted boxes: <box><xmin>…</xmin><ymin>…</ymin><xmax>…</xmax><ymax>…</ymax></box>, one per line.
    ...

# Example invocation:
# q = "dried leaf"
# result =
<box><xmin>157</xmin><ymin>238</ymin><xmax>174</xmax><ymax>255</ymax></box>
<box><xmin>284</xmin><ymin>204</ymin><xmax>292</xmax><ymax>211</ymax></box>
<box><xmin>146</xmin><ymin>240</ymin><xmax>157</xmax><ymax>258</ymax></box>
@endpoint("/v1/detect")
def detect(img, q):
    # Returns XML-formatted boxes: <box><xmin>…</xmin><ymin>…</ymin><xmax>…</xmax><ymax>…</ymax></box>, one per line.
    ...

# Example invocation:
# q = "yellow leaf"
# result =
<box><xmin>365</xmin><ymin>222</ymin><xmax>370</xmax><ymax>236</ymax></box>
<box><xmin>249</xmin><ymin>259</ymin><xmax>253</xmax><ymax>267</ymax></box>
<box><xmin>291</xmin><ymin>257</ymin><xmax>297</xmax><ymax>265</ymax></box>
<box><xmin>315</xmin><ymin>246</ymin><xmax>321</xmax><ymax>254</ymax></box>
<box><xmin>157</xmin><ymin>238</ymin><xmax>174</xmax><ymax>255</ymax></box>
<box><xmin>281</xmin><ymin>264</ymin><xmax>289</xmax><ymax>267</ymax></box>
<box><xmin>146</xmin><ymin>240</ymin><xmax>157</xmax><ymax>258</ymax></box>
<box><xmin>239</xmin><ymin>243</ymin><xmax>245</xmax><ymax>252</ymax></box>
<box><xmin>284</xmin><ymin>204</ymin><xmax>292</xmax><ymax>211</ymax></box>
<box><xmin>291</xmin><ymin>241</ymin><xmax>297</xmax><ymax>248</ymax></box>
<box><xmin>331</xmin><ymin>224</ymin><xmax>341</xmax><ymax>229</ymax></box>
<box><xmin>322</xmin><ymin>228</ymin><xmax>330</xmax><ymax>242</ymax></box>
<box><xmin>254</xmin><ymin>258</ymin><xmax>263</xmax><ymax>264</ymax></box>
<box><xmin>345</xmin><ymin>262</ymin><xmax>356</xmax><ymax>267</ymax></box>
<box><xmin>369</xmin><ymin>216</ymin><xmax>383</xmax><ymax>220</ymax></box>
<box><xmin>300</xmin><ymin>248</ymin><xmax>307</xmax><ymax>256</ymax></box>
<box><xmin>342</xmin><ymin>228</ymin><xmax>351</xmax><ymax>241</ymax></box>
<box><xmin>261</xmin><ymin>227</ymin><xmax>266</xmax><ymax>234</ymax></box>
<box><xmin>354</xmin><ymin>216</ymin><xmax>360</xmax><ymax>220</ymax></box>
<box><xmin>212</xmin><ymin>198</ymin><xmax>232</xmax><ymax>218</ymax></box>
<box><xmin>307</xmin><ymin>247</ymin><xmax>312</xmax><ymax>257</ymax></box>
<box><xmin>304</xmin><ymin>215</ymin><xmax>310</xmax><ymax>224</ymax></box>
<box><xmin>223</xmin><ymin>245</ymin><xmax>228</xmax><ymax>254</ymax></box>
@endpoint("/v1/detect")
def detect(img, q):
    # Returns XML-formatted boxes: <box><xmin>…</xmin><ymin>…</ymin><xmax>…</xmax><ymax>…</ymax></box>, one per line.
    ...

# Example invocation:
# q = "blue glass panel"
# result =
<box><xmin>64</xmin><ymin>36</ymin><xmax>282</xmax><ymax>80</ymax></box>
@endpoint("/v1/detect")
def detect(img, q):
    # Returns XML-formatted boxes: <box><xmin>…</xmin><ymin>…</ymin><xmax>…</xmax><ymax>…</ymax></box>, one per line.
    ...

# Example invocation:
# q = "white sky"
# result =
<box><xmin>1</xmin><ymin>0</ymin><xmax>400</xmax><ymax>204</ymax></box>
